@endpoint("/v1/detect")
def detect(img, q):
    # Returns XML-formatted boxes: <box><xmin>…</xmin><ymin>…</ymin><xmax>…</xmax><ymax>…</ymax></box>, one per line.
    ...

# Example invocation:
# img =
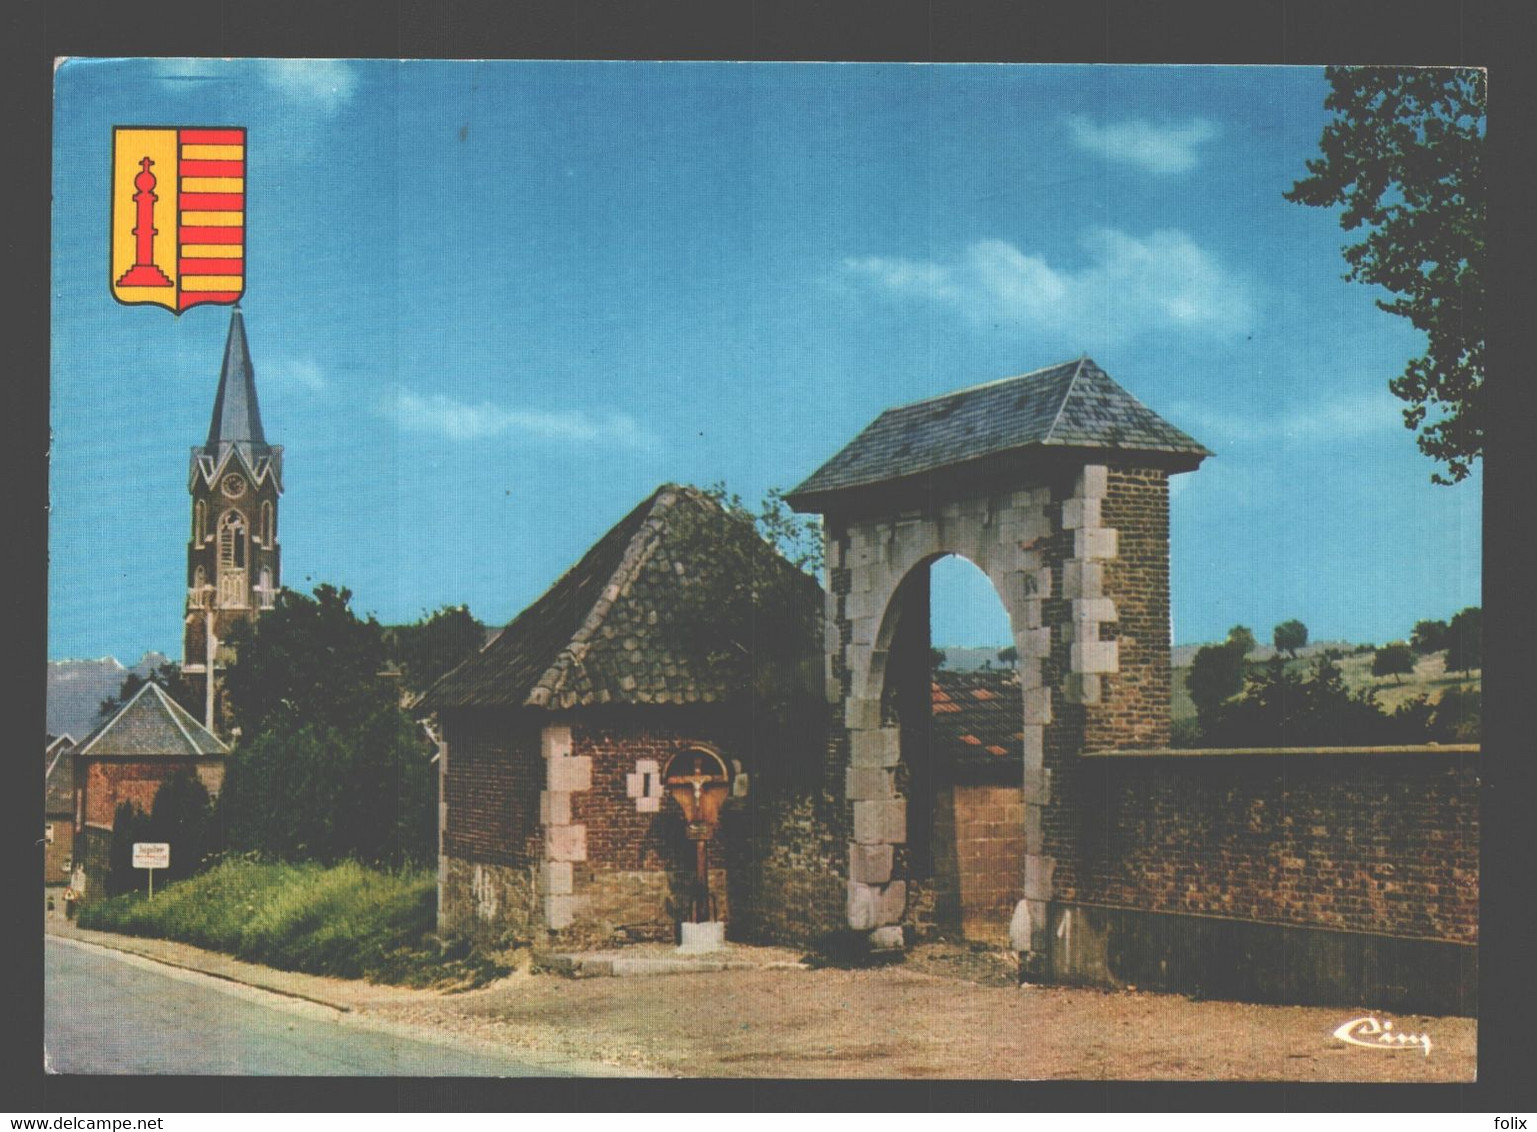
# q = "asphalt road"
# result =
<box><xmin>44</xmin><ymin>937</ymin><xmax>576</xmax><ymax>1076</ymax></box>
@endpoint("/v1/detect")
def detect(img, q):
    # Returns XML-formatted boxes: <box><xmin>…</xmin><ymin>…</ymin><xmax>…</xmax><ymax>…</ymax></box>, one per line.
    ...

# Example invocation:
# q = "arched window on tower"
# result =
<box><xmin>258</xmin><ymin>567</ymin><xmax>275</xmax><ymax>609</ymax></box>
<box><xmin>194</xmin><ymin>500</ymin><xmax>205</xmax><ymax>542</ymax></box>
<box><xmin>261</xmin><ymin>500</ymin><xmax>274</xmax><ymax>545</ymax></box>
<box><xmin>219</xmin><ymin>510</ymin><xmax>247</xmax><ymax>569</ymax></box>
<box><xmin>218</xmin><ymin>511</ymin><xmax>248</xmax><ymax>607</ymax></box>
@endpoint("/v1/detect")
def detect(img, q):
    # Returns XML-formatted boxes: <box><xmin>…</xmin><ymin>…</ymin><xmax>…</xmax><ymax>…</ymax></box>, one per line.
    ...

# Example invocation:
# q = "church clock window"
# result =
<box><xmin>221</xmin><ymin>473</ymin><xmax>246</xmax><ymax>499</ymax></box>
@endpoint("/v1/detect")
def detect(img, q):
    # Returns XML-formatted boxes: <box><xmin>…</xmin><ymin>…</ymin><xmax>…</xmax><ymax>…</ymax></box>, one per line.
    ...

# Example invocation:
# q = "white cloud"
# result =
<box><xmin>266</xmin><ymin>356</ymin><xmax>328</xmax><ymax>394</ymax></box>
<box><xmin>1171</xmin><ymin>389</ymin><xmax>1406</xmax><ymax>448</ymax></box>
<box><xmin>1066</xmin><ymin>114</ymin><xmax>1219</xmax><ymax>175</ymax></box>
<box><xmin>380</xmin><ymin>388</ymin><xmax>656</xmax><ymax>448</ymax></box>
<box><xmin>843</xmin><ymin>228</ymin><xmax>1251</xmax><ymax>345</ymax></box>
<box><xmin>257</xmin><ymin>60</ymin><xmax>359</xmax><ymax>116</ymax></box>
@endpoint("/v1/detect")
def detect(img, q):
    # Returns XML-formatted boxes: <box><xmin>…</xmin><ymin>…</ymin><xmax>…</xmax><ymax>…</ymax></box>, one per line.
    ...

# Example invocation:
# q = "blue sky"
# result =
<box><xmin>50</xmin><ymin>60</ymin><xmax>1481</xmax><ymax>661</ymax></box>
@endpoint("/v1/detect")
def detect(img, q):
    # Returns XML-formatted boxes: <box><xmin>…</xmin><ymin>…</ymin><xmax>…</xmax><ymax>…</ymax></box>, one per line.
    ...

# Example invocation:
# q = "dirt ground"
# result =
<box><xmin>49</xmin><ymin>923</ymin><xmax>1475</xmax><ymax>1081</ymax></box>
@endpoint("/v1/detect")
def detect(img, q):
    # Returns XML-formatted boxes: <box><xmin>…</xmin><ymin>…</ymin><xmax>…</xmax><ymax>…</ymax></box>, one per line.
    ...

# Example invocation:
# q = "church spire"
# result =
<box><xmin>204</xmin><ymin>305</ymin><xmax>268</xmax><ymax>455</ymax></box>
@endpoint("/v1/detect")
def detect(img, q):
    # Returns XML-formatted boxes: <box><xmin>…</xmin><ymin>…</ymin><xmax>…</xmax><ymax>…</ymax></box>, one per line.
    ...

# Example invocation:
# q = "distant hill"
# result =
<box><xmin>1171</xmin><ymin>639</ymin><xmax>1355</xmax><ymax>668</ymax></box>
<box><xmin>46</xmin><ymin>652</ymin><xmax>171</xmax><ymax>741</ymax></box>
<box><xmin>932</xmin><ymin>646</ymin><xmax>1008</xmax><ymax>672</ymax></box>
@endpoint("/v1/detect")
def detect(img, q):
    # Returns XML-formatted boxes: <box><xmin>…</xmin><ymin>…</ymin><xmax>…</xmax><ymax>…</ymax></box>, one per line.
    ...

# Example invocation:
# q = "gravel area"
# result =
<box><xmin>48</xmin><ymin>921</ymin><xmax>1474</xmax><ymax>1081</ymax></box>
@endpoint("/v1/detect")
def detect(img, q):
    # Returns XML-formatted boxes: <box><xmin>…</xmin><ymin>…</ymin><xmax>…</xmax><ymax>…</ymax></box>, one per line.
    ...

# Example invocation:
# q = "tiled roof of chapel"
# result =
<box><xmin>787</xmin><ymin>358</ymin><xmax>1209</xmax><ymax>507</ymax></box>
<box><xmin>418</xmin><ymin>485</ymin><xmax>823</xmax><ymax>712</ymax></box>
<box><xmin>73</xmin><ymin>682</ymin><xmax>228</xmax><ymax>759</ymax></box>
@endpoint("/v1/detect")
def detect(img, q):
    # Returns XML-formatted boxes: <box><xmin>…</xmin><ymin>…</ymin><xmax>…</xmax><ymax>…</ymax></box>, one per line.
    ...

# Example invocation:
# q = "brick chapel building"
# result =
<box><xmin>69</xmin><ymin>681</ymin><xmax>228</xmax><ymax>902</ymax></box>
<box><xmin>419</xmin><ymin>484</ymin><xmax>829</xmax><ymax>944</ymax></box>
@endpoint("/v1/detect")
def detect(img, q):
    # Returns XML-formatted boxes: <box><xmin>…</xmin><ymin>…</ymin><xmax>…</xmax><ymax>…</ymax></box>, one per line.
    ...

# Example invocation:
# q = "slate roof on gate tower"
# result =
<box><xmin>786</xmin><ymin>358</ymin><xmax>1209</xmax><ymax>507</ymax></box>
<box><xmin>417</xmin><ymin>484</ymin><xmax>824</xmax><ymax>712</ymax></box>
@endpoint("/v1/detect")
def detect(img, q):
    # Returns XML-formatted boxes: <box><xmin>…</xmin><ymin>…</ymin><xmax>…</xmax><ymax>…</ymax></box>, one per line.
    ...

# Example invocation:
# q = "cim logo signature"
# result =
<box><xmin>1332</xmin><ymin>1015</ymin><xmax>1433</xmax><ymax>1056</ymax></box>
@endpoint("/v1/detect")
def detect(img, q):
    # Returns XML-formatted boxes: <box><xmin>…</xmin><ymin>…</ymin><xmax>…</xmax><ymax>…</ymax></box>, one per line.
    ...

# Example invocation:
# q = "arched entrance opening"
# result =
<box><xmin>874</xmin><ymin>553</ymin><xmax>1027</xmax><ymax>947</ymax></box>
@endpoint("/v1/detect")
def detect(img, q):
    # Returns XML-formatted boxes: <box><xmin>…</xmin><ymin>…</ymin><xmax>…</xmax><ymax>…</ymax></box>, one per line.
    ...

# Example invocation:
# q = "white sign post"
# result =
<box><xmin>132</xmin><ymin>842</ymin><xmax>170</xmax><ymax>898</ymax></box>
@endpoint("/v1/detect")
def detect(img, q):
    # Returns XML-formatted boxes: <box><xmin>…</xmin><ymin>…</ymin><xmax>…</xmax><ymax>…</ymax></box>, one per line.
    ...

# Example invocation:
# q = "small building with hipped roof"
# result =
<box><xmin>69</xmin><ymin>682</ymin><xmax>228</xmax><ymax>904</ymax></box>
<box><xmin>418</xmin><ymin>484</ymin><xmax>839</xmax><ymax>945</ymax></box>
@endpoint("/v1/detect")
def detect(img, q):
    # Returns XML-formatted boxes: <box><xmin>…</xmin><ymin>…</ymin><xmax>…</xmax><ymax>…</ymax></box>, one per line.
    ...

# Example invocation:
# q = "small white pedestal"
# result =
<box><xmin>677</xmin><ymin>920</ymin><xmax>726</xmax><ymax>953</ymax></box>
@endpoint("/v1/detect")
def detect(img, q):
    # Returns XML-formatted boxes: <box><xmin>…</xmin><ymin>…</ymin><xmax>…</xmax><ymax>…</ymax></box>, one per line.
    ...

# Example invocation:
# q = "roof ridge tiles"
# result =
<box><xmin>1041</xmin><ymin>356</ymin><xmax>1089</xmax><ymax>446</ymax></box>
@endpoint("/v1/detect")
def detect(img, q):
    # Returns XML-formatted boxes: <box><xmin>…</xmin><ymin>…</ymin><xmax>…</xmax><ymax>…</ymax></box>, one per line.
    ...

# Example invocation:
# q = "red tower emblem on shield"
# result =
<box><xmin>111</xmin><ymin>126</ymin><xmax>247</xmax><ymax>314</ymax></box>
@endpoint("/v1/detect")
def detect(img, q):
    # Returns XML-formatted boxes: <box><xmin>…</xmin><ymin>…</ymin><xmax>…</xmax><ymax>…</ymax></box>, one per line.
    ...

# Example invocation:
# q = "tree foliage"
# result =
<box><xmin>1203</xmin><ymin>656</ymin><xmax>1420</xmax><ymax>748</ymax></box>
<box><xmin>997</xmin><ymin>646</ymin><xmax>1018</xmax><ymax>669</ymax></box>
<box><xmin>1285</xmin><ymin>67</ymin><xmax>1485</xmax><ymax>483</ymax></box>
<box><xmin>1198</xmin><ymin>654</ymin><xmax>1477</xmax><ymax>748</ymax></box>
<box><xmin>106</xmin><ymin>771</ymin><xmax>221</xmax><ymax>894</ymax></box>
<box><xmin>220</xmin><ymin>584</ymin><xmax>436</xmax><ymax>868</ymax></box>
<box><xmin>1445</xmin><ymin>606</ymin><xmax>1482</xmax><ymax>673</ymax></box>
<box><xmin>930</xmin><ymin>648</ymin><xmax>948</xmax><ymax>671</ymax></box>
<box><xmin>98</xmin><ymin>662</ymin><xmax>202</xmax><ymax>724</ymax></box>
<box><xmin>387</xmin><ymin>604</ymin><xmax>486</xmax><ymax>695</ymax></box>
<box><xmin>1186</xmin><ymin>640</ymin><xmax>1246</xmax><ymax>729</ymax></box>
<box><xmin>1410</xmin><ymin>619</ymin><xmax>1449</xmax><ymax>654</ymax></box>
<box><xmin>1225</xmin><ymin>625</ymin><xmax>1257</xmax><ymax>657</ymax></box>
<box><xmin>223</xmin><ymin>584</ymin><xmax>393</xmax><ymax>736</ymax></box>
<box><xmin>1372</xmin><ymin>641</ymin><xmax>1416</xmax><ymax>683</ymax></box>
<box><xmin>1273</xmin><ymin>619</ymin><xmax>1308</xmax><ymax>658</ymax></box>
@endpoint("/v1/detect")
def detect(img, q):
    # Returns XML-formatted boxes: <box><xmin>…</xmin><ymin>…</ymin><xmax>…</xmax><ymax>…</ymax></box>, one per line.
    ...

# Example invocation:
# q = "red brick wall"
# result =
<box><xmin>1088</xmin><ymin>467</ymin><xmax>1172</xmax><ymax>751</ymax></box>
<box><xmin>950</xmin><ymin>784</ymin><xmax>1027</xmax><ymax>944</ymax></box>
<box><xmin>1041</xmin><ymin>463</ymin><xmax>1170</xmax><ymax>905</ymax></box>
<box><xmin>79</xmin><ymin>758</ymin><xmax>224</xmax><ymax>829</ymax></box>
<box><xmin>1065</xmin><ymin>754</ymin><xmax>1479</xmax><ymax>943</ymax></box>
<box><xmin>440</xmin><ymin>709</ymin><xmax>544</xmax><ymax>867</ymax></box>
<box><xmin>572</xmin><ymin>715</ymin><xmax>748</xmax><ymax>931</ymax></box>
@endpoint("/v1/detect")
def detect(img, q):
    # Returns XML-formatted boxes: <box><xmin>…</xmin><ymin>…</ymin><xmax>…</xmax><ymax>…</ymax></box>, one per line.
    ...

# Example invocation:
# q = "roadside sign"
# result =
<box><xmin>133</xmin><ymin>842</ymin><xmax>170</xmax><ymax>869</ymax></box>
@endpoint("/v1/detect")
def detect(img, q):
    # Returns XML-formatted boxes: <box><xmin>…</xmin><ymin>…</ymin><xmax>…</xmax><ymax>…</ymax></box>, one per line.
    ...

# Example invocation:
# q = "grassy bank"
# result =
<box><xmin>77</xmin><ymin>858</ymin><xmax>508</xmax><ymax>987</ymax></box>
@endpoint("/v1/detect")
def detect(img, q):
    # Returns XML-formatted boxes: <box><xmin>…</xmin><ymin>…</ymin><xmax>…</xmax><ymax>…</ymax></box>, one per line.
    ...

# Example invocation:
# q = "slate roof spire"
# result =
<box><xmin>203</xmin><ymin>304</ymin><xmax>269</xmax><ymax>461</ymax></box>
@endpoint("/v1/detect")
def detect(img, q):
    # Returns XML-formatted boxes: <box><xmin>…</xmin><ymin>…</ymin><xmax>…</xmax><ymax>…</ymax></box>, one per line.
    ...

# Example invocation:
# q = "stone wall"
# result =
<box><xmin>1065</xmin><ymin>751</ymin><xmax>1479</xmax><ymax>943</ymax></box>
<box><xmin>822</xmin><ymin>461</ymin><xmax>1163</xmax><ymax>954</ymax></box>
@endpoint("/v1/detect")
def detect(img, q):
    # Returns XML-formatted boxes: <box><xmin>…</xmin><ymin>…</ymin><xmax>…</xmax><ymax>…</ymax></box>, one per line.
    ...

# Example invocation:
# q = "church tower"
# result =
<box><xmin>182</xmin><ymin>306</ymin><xmax>282</xmax><ymax>730</ymax></box>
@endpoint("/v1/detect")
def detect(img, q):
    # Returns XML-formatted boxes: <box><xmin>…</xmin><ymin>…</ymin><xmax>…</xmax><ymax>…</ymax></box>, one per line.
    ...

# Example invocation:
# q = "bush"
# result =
<box><xmin>1201</xmin><ymin>655</ymin><xmax>1429</xmax><ymax>747</ymax></box>
<box><xmin>1186</xmin><ymin>640</ymin><xmax>1246</xmax><ymax>728</ymax></box>
<box><xmin>77</xmin><ymin>858</ymin><xmax>510</xmax><ymax>987</ymax></box>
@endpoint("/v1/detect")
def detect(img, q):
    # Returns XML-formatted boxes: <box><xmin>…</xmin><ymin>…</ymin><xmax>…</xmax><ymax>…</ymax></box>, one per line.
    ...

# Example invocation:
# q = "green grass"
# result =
<box><xmin>77</xmin><ymin>858</ymin><xmax>509</xmax><ymax>987</ymax></box>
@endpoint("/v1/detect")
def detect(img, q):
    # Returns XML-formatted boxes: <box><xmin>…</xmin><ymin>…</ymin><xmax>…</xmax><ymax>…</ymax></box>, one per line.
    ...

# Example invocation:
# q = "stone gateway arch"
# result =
<box><xmin>785</xmin><ymin>358</ymin><xmax>1210</xmax><ymax>966</ymax></box>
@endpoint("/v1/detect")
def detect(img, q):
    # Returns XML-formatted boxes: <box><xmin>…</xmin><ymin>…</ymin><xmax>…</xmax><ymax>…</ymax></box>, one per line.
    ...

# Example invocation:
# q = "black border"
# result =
<box><xmin>9</xmin><ymin>0</ymin><xmax>1535</xmax><ymax>1114</ymax></box>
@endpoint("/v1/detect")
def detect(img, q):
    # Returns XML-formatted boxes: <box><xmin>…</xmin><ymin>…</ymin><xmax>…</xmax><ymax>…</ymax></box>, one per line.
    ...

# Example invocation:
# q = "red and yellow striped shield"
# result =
<box><xmin>111</xmin><ymin>126</ymin><xmax>246</xmax><ymax>314</ymax></box>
